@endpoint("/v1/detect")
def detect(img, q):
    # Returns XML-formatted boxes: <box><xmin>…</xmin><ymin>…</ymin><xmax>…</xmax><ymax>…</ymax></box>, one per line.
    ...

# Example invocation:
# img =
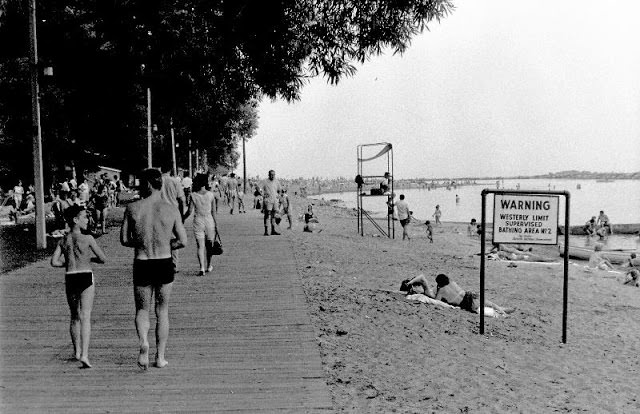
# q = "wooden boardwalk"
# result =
<box><xmin>0</xmin><ymin>210</ymin><xmax>333</xmax><ymax>413</ymax></box>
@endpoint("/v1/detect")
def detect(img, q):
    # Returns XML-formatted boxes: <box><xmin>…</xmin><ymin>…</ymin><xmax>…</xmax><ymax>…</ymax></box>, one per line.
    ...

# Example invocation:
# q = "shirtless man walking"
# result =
<box><xmin>262</xmin><ymin>169</ymin><xmax>282</xmax><ymax>236</ymax></box>
<box><xmin>120</xmin><ymin>168</ymin><xmax>187</xmax><ymax>369</ymax></box>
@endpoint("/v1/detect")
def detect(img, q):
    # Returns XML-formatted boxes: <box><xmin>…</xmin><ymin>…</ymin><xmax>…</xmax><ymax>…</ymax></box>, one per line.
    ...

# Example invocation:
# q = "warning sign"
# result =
<box><xmin>493</xmin><ymin>194</ymin><xmax>559</xmax><ymax>245</ymax></box>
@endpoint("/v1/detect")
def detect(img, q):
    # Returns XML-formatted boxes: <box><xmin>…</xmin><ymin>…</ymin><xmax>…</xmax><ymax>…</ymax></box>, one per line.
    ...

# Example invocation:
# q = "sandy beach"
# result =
<box><xmin>286</xmin><ymin>194</ymin><xmax>639</xmax><ymax>413</ymax></box>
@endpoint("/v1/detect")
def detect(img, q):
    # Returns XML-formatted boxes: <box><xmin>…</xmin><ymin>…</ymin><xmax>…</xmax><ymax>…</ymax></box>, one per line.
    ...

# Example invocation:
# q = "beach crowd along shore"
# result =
<box><xmin>285</xmin><ymin>194</ymin><xmax>639</xmax><ymax>412</ymax></box>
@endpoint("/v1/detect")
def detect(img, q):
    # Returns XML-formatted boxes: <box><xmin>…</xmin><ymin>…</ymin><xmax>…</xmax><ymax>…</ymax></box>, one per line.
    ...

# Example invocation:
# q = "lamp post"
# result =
<box><xmin>188</xmin><ymin>138</ymin><xmax>192</xmax><ymax>177</ymax></box>
<box><xmin>146</xmin><ymin>87</ymin><xmax>152</xmax><ymax>168</ymax></box>
<box><xmin>28</xmin><ymin>0</ymin><xmax>46</xmax><ymax>249</ymax></box>
<box><xmin>170</xmin><ymin>117</ymin><xmax>176</xmax><ymax>174</ymax></box>
<box><xmin>242</xmin><ymin>135</ymin><xmax>247</xmax><ymax>192</ymax></box>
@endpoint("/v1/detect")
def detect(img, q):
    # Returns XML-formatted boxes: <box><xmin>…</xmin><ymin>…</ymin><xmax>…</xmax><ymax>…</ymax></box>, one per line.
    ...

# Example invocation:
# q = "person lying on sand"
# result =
<box><xmin>490</xmin><ymin>243</ymin><xmax>532</xmax><ymax>254</ymax></box>
<box><xmin>434</xmin><ymin>274</ymin><xmax>514</xmax><ymax>316</ymax></box>
<box><xmin>398</xmin><ymin>274</ymin><xmax>454</xmax><ymax>309</ymax></box>
<box><xmin>588</xmin><ymin>244</ymin><xmax>614</xmax><ymax>271</ymax></box>
<box><xmin>493</xmin><ymin>250</ymin><xmax>557</xmax><ymax>263</ymax></box>
<box><xmin>400</xmin><ymin>274</ymin><xmax>436</xmax><ymax>298</ymax></box>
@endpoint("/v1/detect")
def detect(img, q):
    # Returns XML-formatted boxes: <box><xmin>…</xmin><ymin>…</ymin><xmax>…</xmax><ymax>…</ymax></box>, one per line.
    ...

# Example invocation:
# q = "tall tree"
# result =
<box><xmin>0</xmin><ymin>0</ymin><xmax>453</xmax><ymax>183</ymax></box>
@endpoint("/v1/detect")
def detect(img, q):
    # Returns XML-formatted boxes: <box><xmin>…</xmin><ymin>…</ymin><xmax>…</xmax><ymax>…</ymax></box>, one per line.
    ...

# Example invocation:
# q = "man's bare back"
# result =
<box><xmin>121</xmin><ymin>192</ymin><xmax>186</xmax><ymax>260</ymax></box>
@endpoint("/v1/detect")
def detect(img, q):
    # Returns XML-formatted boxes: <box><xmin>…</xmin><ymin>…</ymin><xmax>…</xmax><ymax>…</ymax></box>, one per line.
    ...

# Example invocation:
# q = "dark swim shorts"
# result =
<box><xmin>65</xmin><ymin>271</ymin><xmax>94</xmax><ymax>296</ymax></box>
<box><xmin>133</xmin><ymin>258</ymin><xmax>175</xmax><ymax>286</ymax></box>
<box><xmin>400</xmin><ymin>218</ymin><xmax>410</xmax><ymax>227</ymax></box>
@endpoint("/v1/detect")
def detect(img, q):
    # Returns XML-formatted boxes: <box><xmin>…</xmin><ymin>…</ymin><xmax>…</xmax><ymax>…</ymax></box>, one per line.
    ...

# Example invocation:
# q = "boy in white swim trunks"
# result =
<box><xmin>51</xmin><ymin>205</ymin><xmax>107</xmax><ymax>368</ymax></box>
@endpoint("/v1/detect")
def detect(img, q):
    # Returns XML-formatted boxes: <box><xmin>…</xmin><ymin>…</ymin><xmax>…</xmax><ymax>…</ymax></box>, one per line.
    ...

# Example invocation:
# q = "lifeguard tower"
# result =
<box><xmin>356</xmin><ymin>143</ymin><xmax>394</xmax><ymax>238</ymax></box>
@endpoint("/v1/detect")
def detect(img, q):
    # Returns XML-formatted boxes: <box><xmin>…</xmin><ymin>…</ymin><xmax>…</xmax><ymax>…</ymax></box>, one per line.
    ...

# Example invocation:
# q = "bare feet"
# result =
<box><xmin>137</xmin><ymin>343</ymin><xmax>149</xmax><ymax>370</ymax></box>
<box><xmin>207</xmin><ymin>265</ymin><xmax>213</xmax><ymax>273</ymax></box>
<box><xmin>79</xmin><ymin>357</ymin><xmax>92</xmax><ymax>368</ymax></box>
<box><xmin>155</xmin><ymin>358</ymin><xmax>169</xmax><ymax>368</ymax></box>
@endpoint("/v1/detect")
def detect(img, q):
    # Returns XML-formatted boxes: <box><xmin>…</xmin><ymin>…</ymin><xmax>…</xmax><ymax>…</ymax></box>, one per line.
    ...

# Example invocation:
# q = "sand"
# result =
<box><xmin>286</xmin><ymin>195</ymin><xmax>640</xmax><ymax>413</ymax></box>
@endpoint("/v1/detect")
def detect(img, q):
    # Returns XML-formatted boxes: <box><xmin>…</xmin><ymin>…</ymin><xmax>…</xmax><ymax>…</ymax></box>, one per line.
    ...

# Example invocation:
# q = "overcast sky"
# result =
<box><xmin>244</xmin><ymin>0</ymin><xmax>640</xmax><ymax>180</ymax></box>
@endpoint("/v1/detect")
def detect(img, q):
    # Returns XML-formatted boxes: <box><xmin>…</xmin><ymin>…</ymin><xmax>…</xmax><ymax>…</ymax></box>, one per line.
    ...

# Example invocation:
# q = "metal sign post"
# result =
<box><xmin>480</xmin><ymin>189</ymin><xmax>570</xmax><ymax>343</ymax></box>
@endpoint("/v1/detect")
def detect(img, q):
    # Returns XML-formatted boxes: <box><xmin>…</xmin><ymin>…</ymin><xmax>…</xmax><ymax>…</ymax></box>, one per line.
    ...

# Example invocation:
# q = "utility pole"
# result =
<box><xmin>242</xmin><ymin>136</ymin><xmax>247</xmax><ymax>192</ymax></box>
<box><xmin>170</xmin><ymin>117</ymin><xmax>176</xmax><ymax>174</ymax></box>
<box><xmin>188</xmin><ymin>138</ymin><xmax>193</xmax><ymax>177</ymax></box>
<box><xmin>147</xmin><ymin>88</ymin><xmax>152</xmax><ymax>168</ymax></box>
<box><xmin>29</xmin><ymin>0</ymin><xmax>46</xmax><ymax>249</ymax></box>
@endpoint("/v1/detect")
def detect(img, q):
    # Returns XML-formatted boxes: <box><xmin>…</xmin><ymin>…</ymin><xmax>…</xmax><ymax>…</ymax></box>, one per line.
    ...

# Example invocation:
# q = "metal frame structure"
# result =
<box><xmin>356</xmin><ymin>143</ymin><xmax>394</xmax><ymax>238</ymax></box>
<box><xmin>480</xmin><ymin>189</ymin><xmax>570</xmax><ymax>343</ymax></box>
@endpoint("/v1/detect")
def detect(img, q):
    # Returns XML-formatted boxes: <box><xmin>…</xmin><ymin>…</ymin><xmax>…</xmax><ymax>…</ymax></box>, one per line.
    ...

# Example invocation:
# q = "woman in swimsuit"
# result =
<box><xmin>185</xmin><ymin>174</ymin><xmax>218</xmax><ymax>276</ymax></box>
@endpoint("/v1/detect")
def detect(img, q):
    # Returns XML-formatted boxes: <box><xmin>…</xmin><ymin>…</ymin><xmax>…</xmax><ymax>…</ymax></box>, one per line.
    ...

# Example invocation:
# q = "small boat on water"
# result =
<box><xmin>558</xmin><ymin>243</ymin><xmax>637</xmax><ymax>264</ymax></box>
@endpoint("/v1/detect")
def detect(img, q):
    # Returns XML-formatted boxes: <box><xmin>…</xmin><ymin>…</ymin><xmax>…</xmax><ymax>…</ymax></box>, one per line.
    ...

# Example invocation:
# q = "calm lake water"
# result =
<box><xmin>315</xmin><ymin>178</ymin><xmax>640</xmax><ymax>226</ymax></box>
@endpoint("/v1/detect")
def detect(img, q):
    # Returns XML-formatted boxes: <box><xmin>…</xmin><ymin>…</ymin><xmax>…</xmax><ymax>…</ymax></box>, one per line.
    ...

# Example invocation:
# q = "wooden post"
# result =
<box><xmin>29</xmin><ymin>0</ymin><xmax>46</xmax><ymax>249</ymax></box>
<box><xmin>147</xmin><ymin>88</ymin><xmax>152</xmax><ymax>168</ymax></box>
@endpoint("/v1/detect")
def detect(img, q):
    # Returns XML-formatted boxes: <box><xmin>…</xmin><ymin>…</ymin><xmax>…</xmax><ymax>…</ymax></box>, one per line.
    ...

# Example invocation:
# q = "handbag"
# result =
<box><xmin>207</xmin><ymin>230</ymin><xmax>223</xmax><ymax>256</ymax></box>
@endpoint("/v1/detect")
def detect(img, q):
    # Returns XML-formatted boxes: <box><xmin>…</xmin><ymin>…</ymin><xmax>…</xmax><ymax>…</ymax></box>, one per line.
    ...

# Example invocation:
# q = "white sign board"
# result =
<box><xmin>493</xmin><ymin>194</ymin><xmax>559</xmax><ymax>245</ymax></box>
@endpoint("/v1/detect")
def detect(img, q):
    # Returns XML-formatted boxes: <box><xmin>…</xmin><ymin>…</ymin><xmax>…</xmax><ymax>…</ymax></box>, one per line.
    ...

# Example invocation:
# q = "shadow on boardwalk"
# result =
<box><xmin>0</xmin><ymin>210</ymin><xmax>332</xmax><ymax>413</ymax></box>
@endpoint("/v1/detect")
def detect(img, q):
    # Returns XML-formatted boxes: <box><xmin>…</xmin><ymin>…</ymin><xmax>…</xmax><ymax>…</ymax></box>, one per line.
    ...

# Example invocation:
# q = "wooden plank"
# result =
<box><xmin>0</xmin><ymin>212</ymin><xmax>332</xmax><ymax>413</ymax></box>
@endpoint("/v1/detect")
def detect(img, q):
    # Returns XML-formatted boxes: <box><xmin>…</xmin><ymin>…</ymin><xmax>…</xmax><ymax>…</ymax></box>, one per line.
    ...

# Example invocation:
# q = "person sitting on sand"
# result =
<box><xmin>434</xmin><ymin>274</ymin><xmax>514</xmax><ymax>316</ymax></box>
<box><xmin>50</xmin><ymin>205</ymin><xmax>107</xmax><ymax>368</ymax></box>
<box><xmin>303</xmin><ymin>204</ymin><xmax>318</xmax><ymax>232</ymax></box>
<box><xmin>623</xmin><ymin>268</ymin><xmax>640</xmax><ymax>287</ymax></box>
<box><xmin>588</xmin><ymin>243</ymin><xmax>614</xmax><ymax>271</ymax></box>
<box><xmin>625</xmin><ymin>253</ymin><xmax>639</xmax><ymax>268</ymax></box>
<box><xmin>467</xmin><ymin>218</ymin><xmax>477</xmax><ymax>237</ymax></box>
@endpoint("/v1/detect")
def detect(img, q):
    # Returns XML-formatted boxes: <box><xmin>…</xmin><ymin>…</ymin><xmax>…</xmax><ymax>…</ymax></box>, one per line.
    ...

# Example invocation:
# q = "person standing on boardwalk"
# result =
<box><xmin>51</xmin><ymin>205</ymin><xmax>107</xmax><ymax>368</ymax></box>
<box><xmin>227</xmin><ymin>173</ymin><xmax>238</xmax><ymax>214</ymax></box>
<box><xmin>160</xmin><ymin>165</ymin><xmax>186</xmax><ymax>273</ymax></box>
<box><xmin>395</xmin><ymin>194</ymin><xmax>411</xmax><ymax>240</ymax></box>
<box><xmin>184</xmin><ymin>173</ymin><xmax>218</xmax><ymax>276</ymax></box>
<box><xmin>120</xmin><ymin>168</ymin><xmax>187</xmax><ymax>369</ymax></box>
<box><xmin>262</xmin><ymin>169</ymin><xmax>282</xmax><ymax>236</ymax></box>
<box><xmin>181</xmin><ymin>172</ymin><xmax>192</xmax><ymax>209</ymax></box>
<box><xmin>237</xmin><ymin>183</ymin><xmax>246</xmax><ymax>213</ymax></box>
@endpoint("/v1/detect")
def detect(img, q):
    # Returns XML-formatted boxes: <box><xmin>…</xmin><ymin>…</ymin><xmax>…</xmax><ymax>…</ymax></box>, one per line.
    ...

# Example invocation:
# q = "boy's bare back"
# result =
<box><xmin>60</xmin><ymin>233</ymin><xmax>100</xmax><ymax>273</ymax></box>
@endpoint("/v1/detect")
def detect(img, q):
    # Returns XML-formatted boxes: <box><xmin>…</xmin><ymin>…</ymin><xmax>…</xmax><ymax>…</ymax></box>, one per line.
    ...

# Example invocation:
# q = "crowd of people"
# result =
<box><xmin>582</xmin><ymin>210</ymin><xmax>613</xmax><ymax>239</ymax></box>
<box><xmin>49</xmin><ymin>166</ymin><xmax>325</xmax><ymax>369</ymax></box>
<box><xmin>0</xmin><ymin>174</ymin><xmax>128</xmax><ymax>234</ymax></box>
